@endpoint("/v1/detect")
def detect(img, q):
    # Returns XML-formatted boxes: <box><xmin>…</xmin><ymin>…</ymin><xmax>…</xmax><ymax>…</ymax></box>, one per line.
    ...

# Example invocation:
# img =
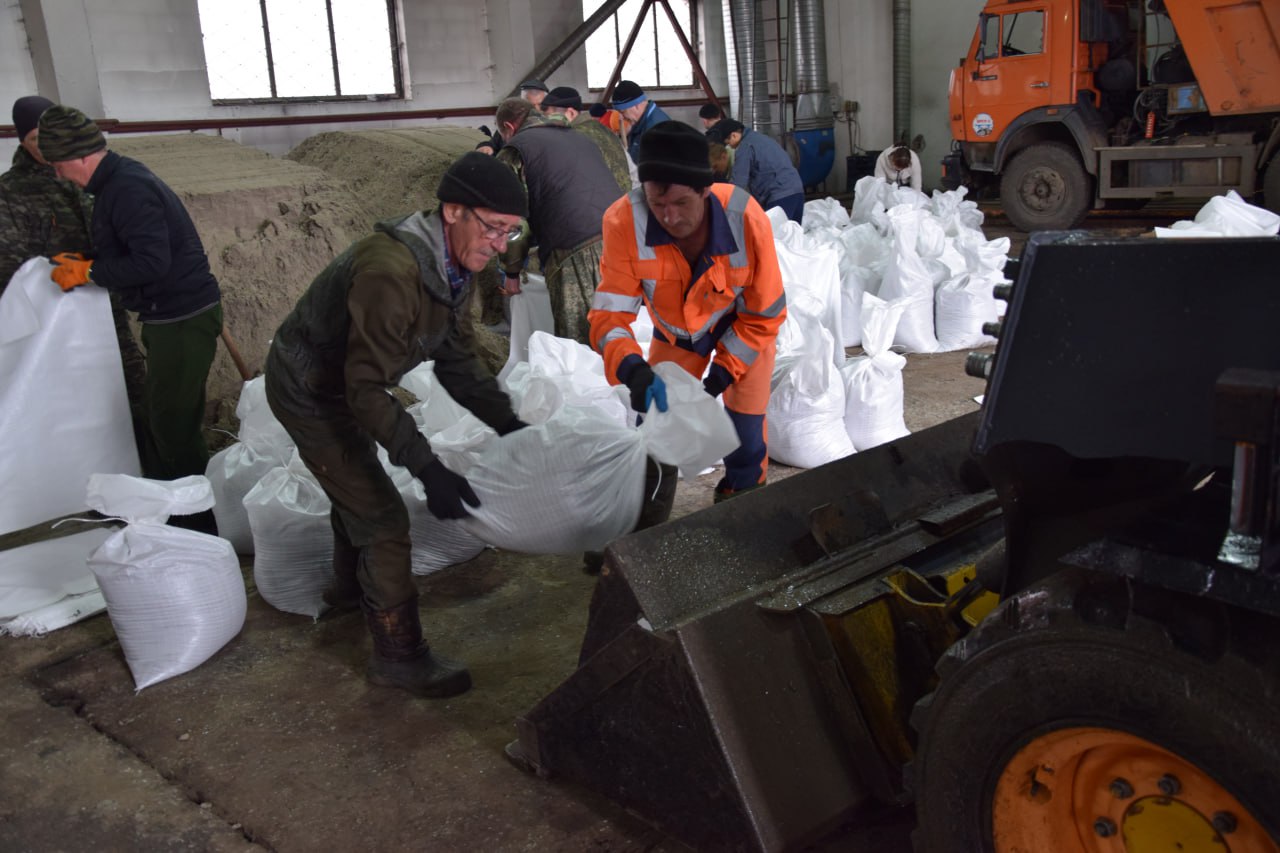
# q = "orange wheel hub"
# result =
<box><xmin>991</xmin><ymin>726</ymin><xmax>1276</xmax><ymax>852</ymax></box>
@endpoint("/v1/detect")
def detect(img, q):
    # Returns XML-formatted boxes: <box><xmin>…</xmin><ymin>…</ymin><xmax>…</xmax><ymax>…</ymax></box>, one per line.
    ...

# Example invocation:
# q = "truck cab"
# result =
<box><xmin>945</xmin><ymin>0</ymin><xmax>1280</xmax><ymax>231</ymax></box>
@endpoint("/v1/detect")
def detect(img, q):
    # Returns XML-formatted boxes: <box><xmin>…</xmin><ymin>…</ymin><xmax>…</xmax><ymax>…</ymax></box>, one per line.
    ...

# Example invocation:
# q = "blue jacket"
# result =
<box><xmin>730</xmin><ymin>128</ymin><xmax>805</xmax><ymax>211</ymax></box>
<box><xmin>625</xmin><ymin>102</ymin><xmax>672</xmax><ymax>163</ymax></box>
<box><xmin>85</xmin><ymin>151</ymin><xmax>220</xmax><ymax>323</ymax></box>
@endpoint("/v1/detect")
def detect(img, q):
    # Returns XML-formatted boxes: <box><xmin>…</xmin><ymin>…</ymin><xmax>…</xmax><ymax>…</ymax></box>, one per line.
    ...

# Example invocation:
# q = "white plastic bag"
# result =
<box><xmin>768</xmin><ymin>314</ymin><xmax>856</xmax><ymax>468</ymax></box>
<box><xmin>771</xmin><ymin>221</ymin><xmax>846</xmax><ymax>367</ymax></box>
<box><xmin>499</xmin><ymin>272</ymin><xmax>556</xmax><ymax>382</ymax></box>
<box><xmin>843</xmin><ymin>294</ymin><xmax>911</xmax><ymax>451</ymax></box>
<box><xmin>459</xmin><ymin>405</ymin><xmax>647</xmax><ymax>554</ymax></box>
<box><xmin>376</xmin><ymin>449</ymin><xmax>487</xmax><ymax>576</ymax></box>
<box><xmin>85</xmin><ymin>473</ymin><xmax>246</xmax><ymax>691</ymax></box>
<box><xmin>0</xmin><ymin>260</ymin><xmax>139</xmax><ymax>630</ymax></box>
<box><xmin>235</xmin><ymin>377</ymin><xmax>293</xmax><ymax>462</ymax></box>
<box><xmin>1155</xmin><ymin>190</ymin><xmax>1280</xmax><ymax>238</ymax></box>
<box><xmin>935</xmin><ymin>271</ymin><xmax>1003</xmax><ymax>352</ymax></box>
<box><xmin>206</xmin><ymin>442</ymin><xmax>279</xmax><ymax>554</ymax></box>
<box><xmin>879</xmin><ymin>207</ymin><xmax>940</xmax><ymax>353</ymax></box>
<box><xmin>243</xmin><ymin>453</ymin><xmax>333</xmax><ymax>619</ymax></box>
<box><xmin>637</xmin><ymin>363</ymin><xmax>741</xmax><ymax>480</ymax></box>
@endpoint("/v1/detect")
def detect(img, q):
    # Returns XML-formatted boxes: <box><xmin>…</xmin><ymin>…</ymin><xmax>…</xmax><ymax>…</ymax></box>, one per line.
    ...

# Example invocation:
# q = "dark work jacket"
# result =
<box><xmin>624</xmin><ymin>101</ymin><xmax>671</xmax><ymax>162</ymax></box>
<box><xmin>84</xmin><ymin>151</ymin><xmax>220</xmax><ymax>323</ymax></box>
<box><xmin>501</xmin><ymin>123</ymin><xmax>622</xmax><ymax>269</ymax></box>
<box><xmin>266</xmin><ymin>210</ymin><xmax>516</xmax><ymax>477</ymax></box>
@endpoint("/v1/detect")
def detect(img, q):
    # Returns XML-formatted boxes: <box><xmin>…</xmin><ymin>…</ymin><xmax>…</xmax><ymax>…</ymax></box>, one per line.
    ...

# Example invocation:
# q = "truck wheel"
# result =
<box><xmin>910</xmin><ymin>569</ymin><xmax>1280</xmax><ymax>853</ymax></box>
<box><xmin>1264</xmin><ymin>157</ymin><xmax>1280</xmax><ymax>214</ymax></box>
<box><xmin>999</xmin><ymin>142</ymin><xmax>1092</xmax><ymax>232</ymax></box>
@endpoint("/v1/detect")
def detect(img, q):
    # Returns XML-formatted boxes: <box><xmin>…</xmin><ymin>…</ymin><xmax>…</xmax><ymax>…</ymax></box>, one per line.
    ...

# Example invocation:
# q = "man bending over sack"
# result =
<box><xmin>588</xmin><ymin>121</ymin><xmax>786</xmax><ymax>518</ymax></box>
<box><xmin>265</xmin><ymin>152</ymin><xmax>530</xmax><ymax>699</ymax></box>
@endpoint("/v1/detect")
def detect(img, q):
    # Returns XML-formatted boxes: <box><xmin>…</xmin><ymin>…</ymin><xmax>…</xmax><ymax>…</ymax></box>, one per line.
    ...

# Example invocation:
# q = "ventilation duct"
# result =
<box><xmin>894</xmin><ymin>0</ymin><xmax>911</xmax><ymax>144</ymax></box>
<box><xmin>789</xmin><ymin>0</ymin><xmax>833</xmax><ymax>132</ymax></box>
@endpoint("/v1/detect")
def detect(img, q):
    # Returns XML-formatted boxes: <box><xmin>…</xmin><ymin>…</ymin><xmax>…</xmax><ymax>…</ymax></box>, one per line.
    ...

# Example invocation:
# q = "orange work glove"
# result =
<box><xmin>50</xmin><ymin>252</ymin><xmax>93</xmax><ymax>292</ymax></box>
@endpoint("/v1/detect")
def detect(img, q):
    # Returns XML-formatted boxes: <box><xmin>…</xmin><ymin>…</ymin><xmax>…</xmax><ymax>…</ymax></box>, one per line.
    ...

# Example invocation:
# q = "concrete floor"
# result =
<box><xmin>6</xmin><ymin>199</ymin><xmax>1211</xmax><ymax>852</ymax></box>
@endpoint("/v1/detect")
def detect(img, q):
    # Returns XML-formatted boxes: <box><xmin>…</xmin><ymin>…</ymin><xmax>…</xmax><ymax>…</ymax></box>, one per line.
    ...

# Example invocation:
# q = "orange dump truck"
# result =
<box><xmin>942</xmin><ymin>0</ymin><xmax>1280</xmax><ymax>230</ymax></box>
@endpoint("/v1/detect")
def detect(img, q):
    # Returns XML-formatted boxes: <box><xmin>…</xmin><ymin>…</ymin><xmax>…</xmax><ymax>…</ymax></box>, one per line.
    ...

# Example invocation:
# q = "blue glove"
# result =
<box><xmin>623</xmin><ymin>362</ymin><xmax>668</xmax><ymax>414</ymax></box>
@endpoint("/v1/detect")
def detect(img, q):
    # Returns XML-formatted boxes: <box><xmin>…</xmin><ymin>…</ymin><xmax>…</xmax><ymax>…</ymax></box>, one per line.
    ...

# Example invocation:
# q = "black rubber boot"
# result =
<box><xmin>322</xmin><ymin>526</ymin><xmax>362</xmax><ymax>613</ymax></box>
<box><xmin>363</xmin><ymin>598</ymin><xmax>471</xmax><ymax>698</ymax></box>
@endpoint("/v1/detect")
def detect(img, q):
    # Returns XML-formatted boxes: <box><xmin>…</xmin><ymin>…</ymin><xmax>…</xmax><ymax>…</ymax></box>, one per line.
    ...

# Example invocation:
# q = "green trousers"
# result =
<box><xmin>139</xmin><ymin>304</ymin><xmax>222</xmax><ymax>480</ymax></box>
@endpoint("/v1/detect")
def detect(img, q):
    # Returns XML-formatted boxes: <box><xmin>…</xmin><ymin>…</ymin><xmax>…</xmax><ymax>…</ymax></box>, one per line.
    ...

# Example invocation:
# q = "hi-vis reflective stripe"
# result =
<box><xmin>740</xmin><ymin>291</ymin><xmax>786</xmax><ymax>319</ymax></box>
<box><xmin>591</xmin><ymin>291</ymin><xmax>644</xmax><ymax>313</ymax></box>
<box><xmin>724</xmin><ymin>186</ymin><xmax>750</xmax><ymax>268</ymax></box>
<box><xmin>596</xmin><ymin>326</ymin><xmax>636</xmax><ymax>353</ymax></box>
<box><xmin>629</xmin><ymin>188</ymin><xmax>656</xmax><ymax>260</ymax></box>
<box><xmin>718</xmin><ymin>327</ymin><xmax>758</xmax><ymax>365</ymax></box>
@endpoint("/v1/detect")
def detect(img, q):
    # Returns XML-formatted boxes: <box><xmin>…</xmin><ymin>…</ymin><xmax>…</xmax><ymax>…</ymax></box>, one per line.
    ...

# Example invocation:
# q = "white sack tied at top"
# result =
<box><xmin>513</xmin><ymin>332</ymin><xmax>629</xmax><ymax>427</ymax></box>
<box><xmin>843</xmin><ymin>293</ymin><xmax>911</xmax><ymax>451</ymax></box>
<box><xmin>803</xmin><ymin>197</ymin><xmax>852</xmax><ymax>230</ymax></box>
<box><xmin>638</xmin><ymin>363</ymin><xmax>740</xmax><ymax>480</ymax></box>
<box><xmin>0</xmin><ymin>260</ymin><xmax>139</xmax><ymax>634</ymax></box>
<box><xmin>84</xmin><ymin>473</ymin><xmax>246</xmax><ymax>691</ymax></box>
<box><xmin>929</xmin><ymin>185</ymin><xmax>986</xmax><ymax>236</ymax></box>
<box><xmin>206</xmin><ymin>441</ymin><xmax>280</xmax><ymax>555</ymax></box>
<box><xmin>767</xmin><ymin>207</ymin><xmax>845</xmax><ymax>368</ymax></box>
<box><xmin>836</xmin><ymin>223</ymin><xmax>891</xmax><ymax>348</ymax></box>
<box><xmin>935</xmin><ymin>270</ymin><xmax>1005</xmax><ymax>353</ymax></box>
<box><xmin>243</xmin><ymin>451</ymin><xmax>333</xmax><ymax>619</ymax></box>
<box><xmin>235</xmin><ymin>377</ymin><xmax>293</xmax><ymax>463</ymax></box>
<box><xmin>1154</xmin><ymin>190</ymin><xmax>1280</xmax><ymax>238</ymax></box>
<box><xmin>878</xmin><ymin>206</ymin><xmax>943</xmax><ymax>353</ymax></box>
<box><xmin>768</xmin><ymin>310</ymin><xmax>856</xmax><ymax>469</ymax></box>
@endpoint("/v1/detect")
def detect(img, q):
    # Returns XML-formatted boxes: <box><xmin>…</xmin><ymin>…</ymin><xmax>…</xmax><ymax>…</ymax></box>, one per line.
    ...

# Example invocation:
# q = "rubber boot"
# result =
<box><xmin>364</xmin><ymin>598</ymin><xmax>472</xmax><ymax>698</ymax></box>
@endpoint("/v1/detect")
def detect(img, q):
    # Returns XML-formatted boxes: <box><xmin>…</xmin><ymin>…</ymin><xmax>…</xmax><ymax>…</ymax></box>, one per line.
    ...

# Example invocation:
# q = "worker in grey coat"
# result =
<box><xmin>709</xmin><ymin>119</ymin><xmax>806</xmax><ymax>224</ymax></box>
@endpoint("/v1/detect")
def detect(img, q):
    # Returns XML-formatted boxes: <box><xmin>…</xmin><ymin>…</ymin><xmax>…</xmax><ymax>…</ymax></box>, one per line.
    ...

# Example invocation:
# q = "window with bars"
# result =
<box><xmin>584</xmin><ymin>0</ymin><xmax>696</xmax><ymax>90</ymax></box>
<box><xmin>196</xmin><ymin>0</ymin><xmax>402</xmax><ymax>103</ymax></box>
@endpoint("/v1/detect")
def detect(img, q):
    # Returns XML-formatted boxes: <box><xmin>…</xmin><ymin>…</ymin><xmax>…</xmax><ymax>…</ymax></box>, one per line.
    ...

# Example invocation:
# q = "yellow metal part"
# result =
<box><xmin>992</xmin><ymin>726</ymin><xmax>1277</xmax><ymax>853</ymax></box>
<box><xmin>821</xmin><ymin>564</ymin><xmax>999</xmax><ymax>765</ymax></box>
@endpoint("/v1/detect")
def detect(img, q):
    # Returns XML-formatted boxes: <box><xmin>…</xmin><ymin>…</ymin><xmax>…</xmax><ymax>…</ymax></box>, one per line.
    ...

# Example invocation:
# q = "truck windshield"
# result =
<box><xmin>1001</xmin><ymin>10</ymin><xmax>1044</xmax><ymax>56</ymax></box>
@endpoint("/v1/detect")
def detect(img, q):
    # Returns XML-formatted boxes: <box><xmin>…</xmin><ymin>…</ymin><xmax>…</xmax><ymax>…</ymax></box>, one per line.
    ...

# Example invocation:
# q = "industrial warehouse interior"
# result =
<box><xmin>3</xmin><ymin>0</ymin><xmax>1279</xmax><ymax>851</ymax></box>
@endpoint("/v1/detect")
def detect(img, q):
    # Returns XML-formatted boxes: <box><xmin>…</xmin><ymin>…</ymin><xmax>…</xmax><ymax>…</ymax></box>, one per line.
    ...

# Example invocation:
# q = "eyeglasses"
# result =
<box><xmin>467</xmin><ymin>208</ymin><xmax>522</xmax><ymax>243</ymax></box>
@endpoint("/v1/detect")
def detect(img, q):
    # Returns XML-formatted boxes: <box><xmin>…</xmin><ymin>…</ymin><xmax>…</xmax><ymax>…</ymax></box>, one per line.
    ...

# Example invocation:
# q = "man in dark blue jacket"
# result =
<box><xmin>612</xmin><ymin>80</ymin><xmax>671</xmax><ymax>164</ymax></box>
<box><xmin>38</xmin><ymin>105</ymin><xmax>223</xmax><ymax>505</ymax></box>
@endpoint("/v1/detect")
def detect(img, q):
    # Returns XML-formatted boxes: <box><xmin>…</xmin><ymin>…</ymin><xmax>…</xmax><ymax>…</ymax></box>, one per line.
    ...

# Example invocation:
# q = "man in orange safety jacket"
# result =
<box><xmin>588</xmin><ymin>120</ymin><xmax>787</xmax><ymax>505</ymax></box>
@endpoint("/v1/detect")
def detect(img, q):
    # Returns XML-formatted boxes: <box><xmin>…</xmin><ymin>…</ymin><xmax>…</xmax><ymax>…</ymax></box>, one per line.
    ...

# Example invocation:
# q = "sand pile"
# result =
<box><xmin>286</xmin><ymin>126</ymin><xmax>491</xmax><ymax>221</ymax></box>
<box><xmin>110</xmin><ymin>134</ymin><xmax>375</xmax><ymax>417</ymax></box>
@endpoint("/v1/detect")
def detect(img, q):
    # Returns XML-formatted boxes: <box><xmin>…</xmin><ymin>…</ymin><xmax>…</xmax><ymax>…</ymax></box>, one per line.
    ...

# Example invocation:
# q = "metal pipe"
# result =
<box><xmin>893</xmin><ymin>0</ymin><xmax>911</xmax><ymax>144</ymax></box>
<box><xmin>728</xmin><ymin>0</ymin><xmax>770</xmax><ymax>128</ymax></box>
<box><xmin>790</xmin><ymin>0</ymin><xmax>833</xmax><ymax>131</ymax></box>
<box><xmin>513</xmin><ymin>0</ymin><xmax>631</xmax><ymax>98</ymax></box>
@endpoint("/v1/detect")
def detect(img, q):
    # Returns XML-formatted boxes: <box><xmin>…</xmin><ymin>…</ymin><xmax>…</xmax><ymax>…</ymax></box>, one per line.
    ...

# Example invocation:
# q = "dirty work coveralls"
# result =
<box><xmin>265</xmin><ymin>210</ymin><xmax>519</xmax><ymax>610</ymax></box>
<box><xmin>589</xmin><ymin>184</ymin><xmax>787</xmax><ymax>494</ymax></box>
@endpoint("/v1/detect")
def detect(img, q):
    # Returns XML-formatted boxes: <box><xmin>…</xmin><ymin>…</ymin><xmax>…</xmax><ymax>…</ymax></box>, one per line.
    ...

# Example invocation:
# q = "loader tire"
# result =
<box><xmin>999</xmin><ymin>142</ymin><xmax>1092</xmax><ymax>232</ymax></box>
<box><xmin>909</xmin><ymin>568</ymin><xmax>1280</xmax><ymax>853</ymax></box>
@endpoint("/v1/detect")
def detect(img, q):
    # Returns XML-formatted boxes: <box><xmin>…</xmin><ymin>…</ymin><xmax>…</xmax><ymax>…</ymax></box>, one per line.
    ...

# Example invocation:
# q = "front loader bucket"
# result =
<box><xmin>512</xmin><ymin>412</ymin><xmax>991</xmax><ymax>852</ymax></box>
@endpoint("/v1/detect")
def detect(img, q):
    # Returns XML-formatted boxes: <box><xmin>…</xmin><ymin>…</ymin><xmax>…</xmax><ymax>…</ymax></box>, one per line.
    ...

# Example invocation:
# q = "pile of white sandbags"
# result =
<box><xmin>244</xmin><ymin>450</ymin><xmax>333</xmax><ymax>618</ymax></box>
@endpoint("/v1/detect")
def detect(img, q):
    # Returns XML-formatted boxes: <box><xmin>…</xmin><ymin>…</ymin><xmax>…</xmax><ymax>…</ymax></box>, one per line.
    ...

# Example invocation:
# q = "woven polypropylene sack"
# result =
<box><xmin>206</xmin><ymin>442</ymin><xmax>279</xmax><ymax>554</ymax></box>
<box><xmin>459</xmin><ymin>405</ymin><xmax>646</xmax><ymax>554</ymax></box>
<box><xmin>244</xmin><ymin>458</ymin><xmax>333</xmax><ymax>619</ymax></box>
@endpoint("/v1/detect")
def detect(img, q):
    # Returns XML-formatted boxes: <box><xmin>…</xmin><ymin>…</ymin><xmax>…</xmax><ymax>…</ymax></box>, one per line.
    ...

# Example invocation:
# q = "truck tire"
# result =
<box><xmin>910</xmin><ymin>569</ymin><xmax>1280</xmax><ymax>853</ymax></box>
<box><xmin>999</xmin><ymin>142</ymin><xmax>1092</xmax><ymax>232</ymax></box>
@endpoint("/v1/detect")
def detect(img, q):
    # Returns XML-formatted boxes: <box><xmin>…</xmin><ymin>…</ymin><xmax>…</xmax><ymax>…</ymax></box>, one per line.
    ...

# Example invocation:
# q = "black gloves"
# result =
<box><xmin>417</xmin><ymin>458</ymin><xmax>480</xmax><ymax>520</ymax></box>
<box><xmin>620</xmin><ymin>360</ymin><xmax>669</xmax><ymax>414</ymax></box>
<box><xmin>495</xmin><ymin>416</ymin><xmax>529</xmax><ymax>436</ymax></box>
<box><xmin>703</xmin><ymin>363</ymin><xmax>734</xmax><ymax>398</ymax></box>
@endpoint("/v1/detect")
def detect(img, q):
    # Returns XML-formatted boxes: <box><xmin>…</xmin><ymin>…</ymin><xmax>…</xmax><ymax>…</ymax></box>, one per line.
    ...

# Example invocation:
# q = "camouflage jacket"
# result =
<box><xmin>0</xmin><ymin>146</ymin><xmax>93</xmax><ymax>291</ymax></box>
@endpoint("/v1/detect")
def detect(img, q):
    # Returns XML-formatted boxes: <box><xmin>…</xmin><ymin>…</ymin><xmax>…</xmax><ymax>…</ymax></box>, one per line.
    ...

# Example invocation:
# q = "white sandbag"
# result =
<box><xmin>375</xmin><ymin>448</ymin><xmax>487</xmax><ymax>576</ymax></box>
<box><xmin>770</xmin><ymin>218</ymin><xmax>845</xmax><ymax>367</ymax></box>
<box><xmin>243</xmin><ymin>453</ymin><xmax>333</xmax><ymax>619</ymax></box>
<box><xmin>803</xmin><ymin>197</ymin><xmax>851</xmax><ymax>230</ymax></box>
<box><xmin>85</xmin><ymin>474</ymin><xmax>245</xmax><ymax>691</ymax></box>
<box><xmin>935</xmin><ymin>271</ymin><xmax>1003</xmax><ymax>352</ymax></box>
<box><xmin>767</xmin><ymin>314</ymin><xmax>855</xmax><ymax>469</ymax></box>
<box><xmin>235</xmin><ymin>377</ymin><xmax>293</xmax><ymax>461</ymax></box>
<box><xmin>851</xmin><ymin>175</ymin><xmax>890</xmax><ymax>232</ymax></box>
<box><xmin>637</xmin><ymin>363</ymin><xmax>741</xmax><ymax>480</ymax></box>
<box><xmin>843</xmin><ymin>294</ymin><xmax>911</xmax><ymax>451</ymax></box>
<box><xmin>0</xmin><ymin>531</ymin><xmax>112</xmax><ymax>632</ymax></box>
<box><xmin>520</xmin><ymin>332</ymin><xmax>629</xmax><ymax>426</ymax></box>
<box><xmin>499</xmin><ymin>272</ymin><xmax>555</xmax><ymax>382</ymax></box>
<box><xmin>459</xmin><ymin>405</ymin><xmax>647</xmax><ymax>554</ymax></box>
<box><xmin>401</xmin><ymin>361</ymin><xmax>478</xmax><ymax>437</ymax></box>
<box><xmin>955</xmin><ymin>230</ymin><xmax>1011</xmax><ymax>274</ymax></box>
<box><xmin>880</xmin><ymin>207</ymin><xmax>940</xmax><ymax>353</ymax></box>
<box><xmin>0</xmin><ymin>260</ymin><xmax>139</xmax><ymax>628</ymax></box>
<box><xmin>206</xmin><ymin>442</ymin><xmax>279</xmax><ymax>555</ymax></box>
<box><xmin>1154</xmin><ymin>190</ymin><xmax>1280</xmax><ymax>238</ymax></box>
<box><xmin>930</xmin><ymin>185</ymin><xmax>985</xmax><ymax>235</ymax></box>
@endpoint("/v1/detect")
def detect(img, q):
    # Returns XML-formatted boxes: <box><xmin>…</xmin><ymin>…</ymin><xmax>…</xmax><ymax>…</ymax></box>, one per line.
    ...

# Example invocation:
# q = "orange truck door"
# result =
<box><xmin>962</xmin><ymin>4</ymin><xmax>1056</xmax><ymax>143</ymax></box>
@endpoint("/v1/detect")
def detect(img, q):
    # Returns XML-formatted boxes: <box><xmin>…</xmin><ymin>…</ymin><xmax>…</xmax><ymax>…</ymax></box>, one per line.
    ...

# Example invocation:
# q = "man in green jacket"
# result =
<box><xmin>265</xmin><ymin>152</ymin><xmax>529</xmax><ymax>699</ymax></box>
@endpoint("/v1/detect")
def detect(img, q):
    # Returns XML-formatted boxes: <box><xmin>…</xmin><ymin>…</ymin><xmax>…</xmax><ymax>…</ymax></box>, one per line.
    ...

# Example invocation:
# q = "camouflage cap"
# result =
<box><xmin>37</xmin><ymin>104</ymin><xmax>106</xmax><ymax>163</ymax></box>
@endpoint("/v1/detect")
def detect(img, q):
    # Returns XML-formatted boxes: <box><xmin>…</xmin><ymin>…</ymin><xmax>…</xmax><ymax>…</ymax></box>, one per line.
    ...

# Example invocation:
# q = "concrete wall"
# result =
<box><xmin>911</xmin><ymin>0</ymin><xmax>986</xmax><ymax>191</ymax></box>
<box><xmin>824</xmin><ymin>0</ymin><xmax>894</xmax><ymax>195</ymax></box>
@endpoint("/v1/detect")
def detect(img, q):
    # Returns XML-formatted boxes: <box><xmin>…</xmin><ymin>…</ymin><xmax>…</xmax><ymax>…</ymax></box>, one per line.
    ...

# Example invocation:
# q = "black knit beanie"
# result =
<box><xmin>37</xmin><ymin>104</ymin><xmax>106</xmax><ymax>162</ymax></box>
<box><xmin>612</xmin><ymin>80</ymin><xmax>646</xmax><ymax>110</ymax></box>
<box><xmin>12</xmin><ymin>96</ymin><xmax>54</xmax><ymax>141</ymax></box>
<box><xmin>437</xmin><ymin>151</ymin><xmax>528</xmax><ymax>218</ymax></box>
<box><xmin>698</xmin><ymin>102</ymin><xmax>724</xmax><ymax>121</ymax></box>
<box><xmin>588</xmin><ymin>103</ymin><xmax>608</xmax><ymax>118</ymax></box>
<box><xmin>636</xmin><ymin>121</ymin><xmax>713</xmax><ymax>189</ymax></box>
<box><xmin>542</xmin><ymin>86</ymin><xmax>582</xmax><ymax>111</ymax></box>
